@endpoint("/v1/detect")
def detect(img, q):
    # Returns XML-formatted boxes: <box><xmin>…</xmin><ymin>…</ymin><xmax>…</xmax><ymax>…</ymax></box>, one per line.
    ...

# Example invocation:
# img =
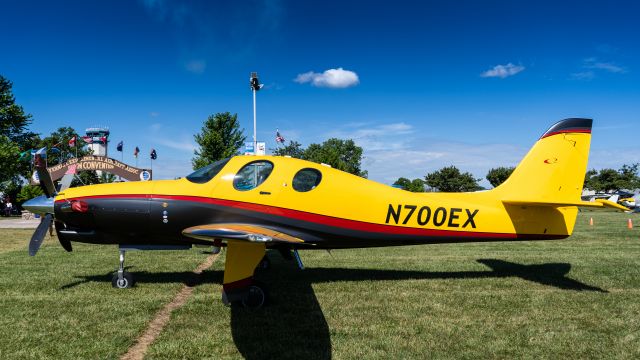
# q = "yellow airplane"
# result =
<box><xmin>23</xmin><ymin>118</ymin><xmax>626</xmax><ymax>308</ymax></box>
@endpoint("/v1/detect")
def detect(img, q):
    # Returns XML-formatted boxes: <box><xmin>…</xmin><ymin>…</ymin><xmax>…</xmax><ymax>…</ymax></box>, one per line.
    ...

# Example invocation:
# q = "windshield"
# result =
<box><xmin>186</xmin><ymin>158</ymin><xmax>230</xmax><ymax>184</ymax></box>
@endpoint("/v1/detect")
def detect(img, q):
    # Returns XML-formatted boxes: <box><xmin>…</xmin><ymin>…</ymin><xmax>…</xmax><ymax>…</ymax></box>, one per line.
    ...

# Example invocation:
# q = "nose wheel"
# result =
<box><xmin>112</xmin><ymin>249</ymin><xmax>135</xmax><ymax>288</ymax></box>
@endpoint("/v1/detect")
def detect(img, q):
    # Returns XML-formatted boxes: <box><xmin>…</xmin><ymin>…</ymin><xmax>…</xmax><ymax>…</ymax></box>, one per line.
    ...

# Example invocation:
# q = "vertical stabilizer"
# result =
<box><xmin>495</xmin><ymin>118</ymin><xmax>592</xmax><ymax>204</ymax></box>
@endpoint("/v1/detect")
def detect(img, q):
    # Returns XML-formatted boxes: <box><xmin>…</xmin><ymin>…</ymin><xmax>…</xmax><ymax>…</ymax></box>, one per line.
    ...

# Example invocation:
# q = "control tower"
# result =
<box><xmin>85</xmin><ymin>127</ymin><xmax>109</xmax><ymax>157</ymax></box>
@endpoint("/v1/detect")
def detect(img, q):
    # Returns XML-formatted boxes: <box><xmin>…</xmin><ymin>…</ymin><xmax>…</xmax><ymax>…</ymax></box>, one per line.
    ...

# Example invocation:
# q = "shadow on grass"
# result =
<box><xmin>58</xmin><ymin>258</ymin><xmax>605</xmax><ymax>359</ymax></box>
<box><xmin>227</xmin><ymin>257</ymin><xmax>332</xmax><ymax>360</ymax></box>
<box><xmin>299</xmin><ymin>259</ymin><xmax>607</xmax><ymax>293</ymax></box>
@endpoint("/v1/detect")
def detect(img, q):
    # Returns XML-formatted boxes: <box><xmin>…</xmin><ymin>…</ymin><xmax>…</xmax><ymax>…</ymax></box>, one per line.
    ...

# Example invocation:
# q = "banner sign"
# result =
<box><xmin>31</xmin><ymin>156</ymin><xmax>152</xmax><ymax>184</ymax></box>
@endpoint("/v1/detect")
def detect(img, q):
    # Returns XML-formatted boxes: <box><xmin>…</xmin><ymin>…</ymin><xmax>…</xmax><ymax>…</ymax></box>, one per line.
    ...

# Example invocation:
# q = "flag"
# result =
<box><xmin>150</xmin><ymin>149</ymin><xmax>157</xmax><ymax>160</ymax></box>
<box><xmin>275</xmin><ymin>129</ymin><xmax>285</xmax><ymax>143</ymax></box>
<box><xmin>35</xmin><ymin>147</ymin><xmax>47</xmax><ymax>159</ymax></box>
<box><xmin>116</xmin><ymin>141</ymin><xmax>123</xmax><ymax>152</ymax></box>
<box><xmin>82</xmin><ymin>136</ymin><xmax>93</xmax><ymax>144</ymax></box>
<box><xmin>134</xmin><ymin>146</ymin><xmax>139</xmax><ymax>157</ymax></box>
<box><xmin>19</xmin><ymin>150</ymin><xmax>32</xmax><ymax>161</ymax></box>
<box><xmin>68</xmin><ymin>136</ymin><xmax>76</xmax><ymax>147</ymax></box>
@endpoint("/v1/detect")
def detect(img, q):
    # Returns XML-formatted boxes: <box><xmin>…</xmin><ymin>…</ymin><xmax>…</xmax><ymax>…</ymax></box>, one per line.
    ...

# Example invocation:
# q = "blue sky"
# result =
<box><xmin>1</xmin><ymin>0</ymin><xmax>639</xmax><ymax>186</ymax></box>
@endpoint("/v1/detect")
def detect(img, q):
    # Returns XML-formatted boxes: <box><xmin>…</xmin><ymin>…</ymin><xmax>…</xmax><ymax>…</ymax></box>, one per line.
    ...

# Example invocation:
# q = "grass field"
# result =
<box><xmin>1</xmin><ymin>211</ymin><xmax>639</xmax><ymax>359</ymax></box>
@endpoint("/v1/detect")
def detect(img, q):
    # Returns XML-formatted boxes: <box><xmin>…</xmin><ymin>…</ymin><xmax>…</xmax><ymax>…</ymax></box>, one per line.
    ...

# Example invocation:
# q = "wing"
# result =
<box><xmin>182</xmin><ymin>223</ymin><xmax>306</xmax><ymax>244</ymax></box>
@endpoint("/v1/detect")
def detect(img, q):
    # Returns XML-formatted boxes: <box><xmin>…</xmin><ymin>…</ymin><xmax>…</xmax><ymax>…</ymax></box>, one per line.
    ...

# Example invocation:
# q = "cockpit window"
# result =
<box><xmin>186</xmin><ymin>158</ymin><xmax>230</xmax><ymax>184</ymax></box>
<box><xmin>292</xmin><ymin>168</ymin><xmax>322</xmax><ymax>192</ymax></box>
<box><xmin>233</xmin><ymin>161</ymin><xmax>274</xmax><ymax>191</ymax></box>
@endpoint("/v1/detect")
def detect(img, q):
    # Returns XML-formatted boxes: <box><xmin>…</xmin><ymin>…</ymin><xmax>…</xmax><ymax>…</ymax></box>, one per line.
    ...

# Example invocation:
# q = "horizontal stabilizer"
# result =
<box><xmin>503</xmin><ymin>199</ymin><xmax>630</xmax><ymax>211</ymax></box>
<box><xmin>182</xmin><ymin>223</ymin><xmax>306</xmax><ymax>244</ymax></box>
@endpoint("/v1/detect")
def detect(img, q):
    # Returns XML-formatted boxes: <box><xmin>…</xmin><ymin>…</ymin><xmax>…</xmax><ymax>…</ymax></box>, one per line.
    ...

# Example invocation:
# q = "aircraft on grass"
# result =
<box><xmin>23</xmin><ymin>118</ymin><xmax>627</xmax><ymax>308</ymax></box>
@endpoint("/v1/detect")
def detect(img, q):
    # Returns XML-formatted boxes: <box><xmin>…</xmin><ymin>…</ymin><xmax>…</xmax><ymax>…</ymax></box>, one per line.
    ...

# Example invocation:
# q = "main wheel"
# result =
<box><xmin>241</xmin><ymin>284</ymin><xmax>267</xmax><ymax>308</ymax></box>
<box><xmin>112</xmin><ymin>272</ymin><xmax>135</xmax><ymax>288</ymax></box>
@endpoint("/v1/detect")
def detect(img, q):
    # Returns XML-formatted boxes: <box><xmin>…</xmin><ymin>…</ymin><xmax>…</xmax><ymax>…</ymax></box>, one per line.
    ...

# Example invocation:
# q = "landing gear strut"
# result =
<box><xmin>112</xmin><ymin>249</ymin><xmax>134</xmax><ymax>288</ymax></box>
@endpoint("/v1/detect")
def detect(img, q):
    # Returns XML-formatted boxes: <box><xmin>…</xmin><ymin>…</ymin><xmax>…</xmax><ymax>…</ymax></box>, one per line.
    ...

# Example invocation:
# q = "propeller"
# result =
<box><xmin>29</xmin><ymin>214</ymin><xmax>53</xmax><ymax>256</ymax></box>
<box><xmin>34</xmin><ymin>153</ymin><xmax>56</xmax><ymax>197</ymax></box>
<box><xmin>23</xmin><ymin>151</ymin><xmax>73</xmax><ymax>255</ymax></box>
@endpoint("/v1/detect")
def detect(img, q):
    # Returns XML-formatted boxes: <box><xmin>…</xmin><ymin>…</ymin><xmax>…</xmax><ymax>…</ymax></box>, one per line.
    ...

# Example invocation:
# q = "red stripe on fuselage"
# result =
<box><xmin>59</xmin><ymin>194</ymin><xmax>536</xmax><ymax>239</ymax></box>
<box><xmin>540</xmin><ymin>128</ymin><xmax>591</xmax><ymax>139</ymax></box>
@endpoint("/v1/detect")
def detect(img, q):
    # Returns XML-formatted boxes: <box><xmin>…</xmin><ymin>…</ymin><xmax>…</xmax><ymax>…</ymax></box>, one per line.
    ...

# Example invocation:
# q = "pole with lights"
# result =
<box><xmin>250</xmin><ymin>72</ymin><xmax>263</xmax><ymax>155</ymax></box>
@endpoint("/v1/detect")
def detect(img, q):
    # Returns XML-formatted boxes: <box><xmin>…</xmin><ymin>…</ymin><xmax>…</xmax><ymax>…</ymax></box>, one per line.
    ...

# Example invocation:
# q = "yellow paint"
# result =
<box><xmin>223</xmin><ymin>241</ymin><xmax>265</xmax><ymax>285</ymax></box>
<box><xmin>57</xmin><ymin>129</ymin><xmax>594</xmax><ymax>238</ymax></box>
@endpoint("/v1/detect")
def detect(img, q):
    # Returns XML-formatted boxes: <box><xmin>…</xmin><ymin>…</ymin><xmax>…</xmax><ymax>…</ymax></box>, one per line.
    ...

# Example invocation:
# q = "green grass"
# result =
<box><xmin>1</xmin><ymin>212</ymin><xmax>639</xmax><ymax>359</ymax></box>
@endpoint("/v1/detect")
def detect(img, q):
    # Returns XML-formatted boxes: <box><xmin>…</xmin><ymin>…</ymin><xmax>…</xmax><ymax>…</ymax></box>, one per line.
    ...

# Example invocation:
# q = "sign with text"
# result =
<box><xmin>31</xmin><ymin>156</ymin><xmax>152</xmax><ymax>184</ymax></box>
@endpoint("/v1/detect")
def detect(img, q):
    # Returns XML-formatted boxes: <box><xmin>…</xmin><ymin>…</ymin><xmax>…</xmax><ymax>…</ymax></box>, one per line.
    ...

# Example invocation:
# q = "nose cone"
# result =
<box><xmin>23</xmin><ymin>195</ymin><xmax>54</xmax><ymax>215</ymax></box>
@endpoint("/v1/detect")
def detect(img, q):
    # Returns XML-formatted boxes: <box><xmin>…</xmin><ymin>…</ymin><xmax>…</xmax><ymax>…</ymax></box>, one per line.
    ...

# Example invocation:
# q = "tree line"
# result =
<box><xmin>393</xmin><ymin>164</ymin><xmax>640</xmax><ymax>193</ymax></box>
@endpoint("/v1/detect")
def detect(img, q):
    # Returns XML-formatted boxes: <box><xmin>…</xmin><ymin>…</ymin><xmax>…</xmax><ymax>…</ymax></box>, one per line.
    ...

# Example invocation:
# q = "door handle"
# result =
<box><xmin>260</xmin><ymin>191</ymin><xmax>271</xmax><ymax>195</ymax></box>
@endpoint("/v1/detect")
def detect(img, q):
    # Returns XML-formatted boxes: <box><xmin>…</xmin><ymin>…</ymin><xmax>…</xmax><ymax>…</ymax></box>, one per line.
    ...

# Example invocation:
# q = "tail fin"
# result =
<box><xmin>495</xmin><ymin>118</ymin><xmax>592</xmax><ymax>204</ymax></box>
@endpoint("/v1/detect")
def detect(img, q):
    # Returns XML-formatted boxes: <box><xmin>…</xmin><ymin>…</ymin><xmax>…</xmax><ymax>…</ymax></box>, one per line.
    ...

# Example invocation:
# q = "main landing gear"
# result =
<box><xmin>222</xmin><ymin>280</ymin><xmax>269</xmax><ymax>309</ymax></box>
<box><xmin>112</xmin><ymin>249</ymin><xmax>135</xmax><ymax>288</ymax></box>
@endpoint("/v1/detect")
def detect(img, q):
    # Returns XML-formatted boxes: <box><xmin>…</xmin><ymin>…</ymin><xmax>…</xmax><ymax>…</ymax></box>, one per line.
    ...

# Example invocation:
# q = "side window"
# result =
<box><xmin>233</xmin><ymin>161</ymin><xmax>274</xmax><ymax>191</ymax></box>
<box><xmin>292</xmin><ymin>168</ymin><xmax>322</xmax><ymax>192</ymax></box>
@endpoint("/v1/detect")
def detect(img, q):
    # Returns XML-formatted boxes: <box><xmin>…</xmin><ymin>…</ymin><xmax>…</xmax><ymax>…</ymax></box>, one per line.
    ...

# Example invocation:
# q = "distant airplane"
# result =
<box><xmin>582</xmin><ymin>190</ymin><xmax>637</xmax><ymax>209</ymax></box>
<box><xmin>24</xmin><ymin>118</ymin><xmax>627</xmax><ymax>308</ymax></box>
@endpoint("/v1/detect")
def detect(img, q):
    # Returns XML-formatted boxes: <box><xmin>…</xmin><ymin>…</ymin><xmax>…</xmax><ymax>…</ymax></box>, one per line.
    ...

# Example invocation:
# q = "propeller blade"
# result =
<box><xmin>29</xmin><ymin>214</ymin><xmax>53</xmax><ymax>256</ymax></box>
<box><xmin>34</xmin><ymin>153</ymin><xmax>56</xmax><ymax>198</ymax></box>
<box><xmin>58</xmin><ymin>173</ymin><xmax>74</xmax><ymax>192</ymax></box>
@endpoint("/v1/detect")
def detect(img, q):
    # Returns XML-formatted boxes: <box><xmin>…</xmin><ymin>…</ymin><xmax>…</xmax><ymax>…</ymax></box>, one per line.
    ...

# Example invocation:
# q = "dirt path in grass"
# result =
<box><xmin>120</xmin><ymin>253</ymin><xmax>219</xmax><ymax>360</ymax></box>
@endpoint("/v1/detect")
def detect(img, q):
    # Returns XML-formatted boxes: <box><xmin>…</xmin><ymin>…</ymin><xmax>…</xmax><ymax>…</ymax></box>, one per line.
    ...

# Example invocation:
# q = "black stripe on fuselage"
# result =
<box><xmin>56</xmin><ymin>196</ymin><xmax>566</xmax><ymax>248</ymax></box>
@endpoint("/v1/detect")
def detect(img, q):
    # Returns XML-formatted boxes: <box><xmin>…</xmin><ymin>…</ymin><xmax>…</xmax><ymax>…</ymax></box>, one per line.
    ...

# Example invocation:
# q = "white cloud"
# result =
<box><xmin>583</xmin><ymin>57</ymin><xmax>626</xmax><ymax>73</ymax></box>
<box><xmin>148</xmin><ymin>122</ymin><xmax>196</xmax><ymax>153</ymax></box>
<box><xmin>156</xmin><ymin>139</ymin><xmax>196</xmax><ymax>153</ymax></box>
<box><xmin>294</xmin><ymin>68</ymin><xmax>360</xmax><ymax>88</ymax></box>
<box><xmin>571</xmin><ymin>71</ymin><xmax>595</xmax><ymax>81</ymax></box>
<box><xmin>185</xmin><ymin>59</ymin><xmax>206</xmax><ymax>74</ymax></box>
<box><xmin>316</xmin><ymin>121</ymin><xmax>526</xmax><ymax>188</ymax></box>
<box><xmin>327</xmin><ymin>122</ymin><xmax>414</xmax><ymax>151</ymax></box>
<box><xmin>480</xmin><ymin>63</ymin><xmax>525</xmax><ymax>78</ymax></box>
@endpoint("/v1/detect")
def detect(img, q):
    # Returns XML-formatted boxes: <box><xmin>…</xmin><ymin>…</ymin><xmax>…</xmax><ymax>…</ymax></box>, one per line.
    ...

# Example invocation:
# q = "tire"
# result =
<box><xmin>112</xmin><ymin>272</ymin><xmax>134</xmax><ymax>288</ymax></box>
<box><xmin>241</xmin><ymin>284</ymin><xmax>267</xmax><ymax>308</ymax></box>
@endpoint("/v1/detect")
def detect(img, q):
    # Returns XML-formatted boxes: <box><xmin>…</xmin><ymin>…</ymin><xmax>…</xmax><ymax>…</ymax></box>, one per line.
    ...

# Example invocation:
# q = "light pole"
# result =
<box><xmin>250</xmin><ymin>72</ymin><xmax>263</xmax><ymax>155</ymax></box>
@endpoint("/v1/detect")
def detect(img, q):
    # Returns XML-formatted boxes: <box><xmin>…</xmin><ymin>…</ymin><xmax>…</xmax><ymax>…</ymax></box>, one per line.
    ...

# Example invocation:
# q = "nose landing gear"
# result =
<box><xmin>112</xmin><ymin>249</ymin><xmax>135</xmax><ymax>288</ymax></box>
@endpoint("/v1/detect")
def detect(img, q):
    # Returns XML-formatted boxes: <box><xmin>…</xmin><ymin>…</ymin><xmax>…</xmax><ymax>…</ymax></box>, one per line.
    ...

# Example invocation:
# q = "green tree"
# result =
<box><xmin>393</xmin><ymin>177</ymin><xmax>425</xmax><ymax>192</ymax></box>
<box><xmin>0</xmin><ymin>75</ymin><xmax>34</xmax><ymax>144</ymax></box>
<box><xmin>192</xmin><ymin>112</ymin><xmax>246</xmax><ymax>170</ymax></box>
<box><xmin>0</xmin><ymin>135</ymin><xmax>20</xmax><ymax>184</ymax></box>
<box><xmin>16</xmin><ymin>185</ymin><xmax>43</xmax><ymax>204</ymax></box>
<box><xmin>618</xmin><ymin>163</ymin><xmax>640</xmax><ymax>190</ymax></box>
<box><xmin>0</xmin><ymin>75</ymin><xmax>36</xmax><ymax>184</ymax></box>
<box><xmin>583</xmin><ymin>169</ymin><xmax>598</xmax><ymax>190</ymax></box>
<box><xmin>273</xmin><ymin>140</ymin><xmax>305</xmax><ymax>158</ymax></box>
<box><xmin>424</xmin><ymin>165</ymin><xmax>481</xmax><ymax>192</ymax></box>
<box><xmin>486</xmin><ymin>166</ymin><xmax>515</xmax><ymax>188</ymax></box>
<box><xmin>584</xmin><ymin>164</ymin><xmax>640</xmax><ymax>192</ymax></box>
<box><xmin>304</xmin><ymin>138</ymin><xmax>367</xmax><ymax>178</ymax></box>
